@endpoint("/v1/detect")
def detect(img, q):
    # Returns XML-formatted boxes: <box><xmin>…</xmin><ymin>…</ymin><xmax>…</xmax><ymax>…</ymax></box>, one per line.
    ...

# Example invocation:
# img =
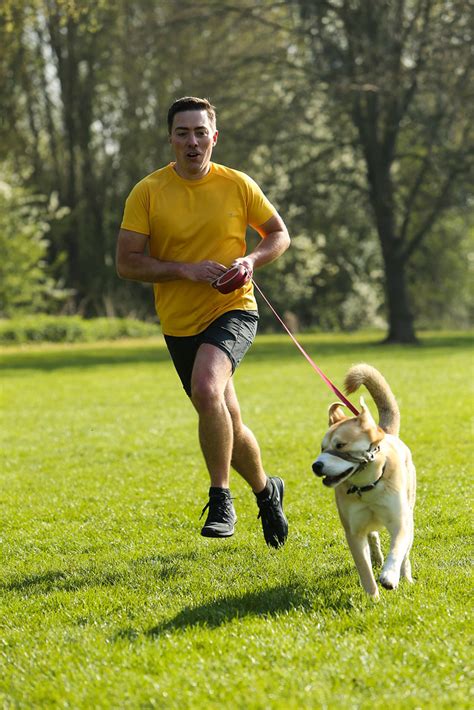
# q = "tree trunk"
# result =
<box><xmin>381</xmin><ymin>250</ymin><xmax>418</xmax><ymax>343</ymax></box>
<box><xmin>373</xmin><ymin>193</ymin><xmax>418</xmax><ymax>343</ymax></box>
<box><xmin>366</xmin><ymin>168</ymin><xmax>419</xmax><ymax>342</ymax></box>
<box><xmin>360</xmin><ymin>120</ymin><xmax>419</xmax><ymax>344</ymax></box>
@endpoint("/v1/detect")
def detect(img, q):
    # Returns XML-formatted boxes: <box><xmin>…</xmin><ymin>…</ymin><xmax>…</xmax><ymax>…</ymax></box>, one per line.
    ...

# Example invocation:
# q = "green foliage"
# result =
<box><xmin>0</xmin><ymin>180</ymin><xmax>50</xmax><ymax>315</ymax></box>
<box><xmin>0</xmin><ymin>175</ymin><xmax>71</xmax><ymax>316</ymax></box>
<box><xmin>408</xmin><ymin>214</ymin><xmax>473</xmax><ymax>329</ymax></box>
<box><xmin>0</xmin><ymin>0</ymin><xmax>472</xmax><ymax>334</ymax></box>
<box><xmin>0</xmin><ymin>314</ymin><xmax>159</xmax><ymax>344</ymax></box>
<box><xmin>1</xmin><ymin>333</ymin><xmax>472</xmax><ymax>707</ymax></box>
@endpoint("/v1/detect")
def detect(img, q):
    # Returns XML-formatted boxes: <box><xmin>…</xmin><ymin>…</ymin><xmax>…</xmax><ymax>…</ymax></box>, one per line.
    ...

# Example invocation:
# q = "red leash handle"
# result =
<box><xmin>252</xmin><ymin>280</ymin><xmax>359</xmax><ymax>416</ymax></box>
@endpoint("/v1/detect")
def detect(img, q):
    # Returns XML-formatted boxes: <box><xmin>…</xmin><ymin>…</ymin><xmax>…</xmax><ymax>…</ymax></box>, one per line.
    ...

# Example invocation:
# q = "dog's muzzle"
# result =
<box><xmin>312</xmin><ymin>452</ymin><xmax>358</xmax><ymax>487</ymax></box>
<box><xmin>312</xmin><ymin>446</ymin><xmax>380</xmax><ymax>488</ymax></box>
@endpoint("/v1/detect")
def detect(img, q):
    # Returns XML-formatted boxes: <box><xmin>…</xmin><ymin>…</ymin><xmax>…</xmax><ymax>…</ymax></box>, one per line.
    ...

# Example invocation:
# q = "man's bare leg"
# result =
<box><xmin>191</xmin><ymin>348</ymin><xmax>268</xmax><ymax>493</ymax></box>
<box><xmin>224</xmin><ymin>378</ymin><xmax>267</xmax><ymax>493</ymax></box>
<box><xmin>190</xmin><ymin>343</ymin><xmax>239</xmax><ymax>537</ymax></box>
<box><xmin>190</xmin><ymin>343</ymin><xmax>234</xmax><ymax>487</ymax></box>
<box><xmin>224</xmin><ymin>377</ymin><xmax>288</xmax><ymax>546</ymax></box>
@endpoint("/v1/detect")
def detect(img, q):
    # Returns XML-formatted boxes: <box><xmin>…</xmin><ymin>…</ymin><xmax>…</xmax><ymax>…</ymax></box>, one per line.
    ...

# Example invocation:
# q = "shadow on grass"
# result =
<box><xmin>249</xmin><ymin>331</ymin><xmax>473</xmax><ymax>363</ymax></box>
<box><xmin>0</xmin><ymin>344</ymin><xmax>170</xmax><ymax>372</ymax></box>
<box><xmin>0</xmin><ymin>337</ymin><xmax>371</xmax><ymax>372</ymax></box>
<box><xmin>2</xmin><ymin>332</ymin><xmax>471</xmax><ymax>373</ymax></box>
<box><xmin>146</xmin><ymin>581</ymin><xmax>354</xmax><ymax>637</ymax></box>
<box><xmin>2</xmin><ymin>567</ymin><xmax>126</xmax><ymax>594</ymax></box>
<box><xmin>2</xmin><ymin>551</ymin><xmax>203</xmax><ymax>595</ymax></box>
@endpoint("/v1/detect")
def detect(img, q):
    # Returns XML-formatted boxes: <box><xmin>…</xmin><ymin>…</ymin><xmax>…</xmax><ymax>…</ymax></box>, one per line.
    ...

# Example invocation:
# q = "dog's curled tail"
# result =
<box><xmin>344</xmin><ymin>364</ymin><xmax>400</xmax><ymax>436</ymax></box>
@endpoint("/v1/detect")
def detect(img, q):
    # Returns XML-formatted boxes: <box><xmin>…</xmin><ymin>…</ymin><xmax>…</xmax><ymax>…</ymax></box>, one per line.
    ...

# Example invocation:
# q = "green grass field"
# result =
<box><xmin>1</xmin><ymin>331</ymin><xmax>472</xmax><ymax>709</ymax></box>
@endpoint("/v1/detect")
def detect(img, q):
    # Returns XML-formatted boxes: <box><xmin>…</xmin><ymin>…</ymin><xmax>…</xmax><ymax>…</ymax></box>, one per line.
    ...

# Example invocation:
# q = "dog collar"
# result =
<box><xmin>347</xmin><ymin>463</ymin><xmax>386</xmax><ymax>497</ymax></box>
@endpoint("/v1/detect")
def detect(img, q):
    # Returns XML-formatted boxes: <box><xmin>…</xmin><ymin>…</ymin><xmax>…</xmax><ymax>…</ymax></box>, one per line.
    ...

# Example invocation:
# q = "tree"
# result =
<box><xmin>291</xmin><ymin>0</ymin><xmax>474</xmax><ymax>341</ymax></box>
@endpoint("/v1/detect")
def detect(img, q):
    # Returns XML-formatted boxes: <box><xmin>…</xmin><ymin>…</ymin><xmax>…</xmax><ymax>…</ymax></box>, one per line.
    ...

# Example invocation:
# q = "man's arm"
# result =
<box><xmin>232</xmin><ymin>213</ymin><xmax>290</xmax><ymax>275</ymax></box>
<box><xmin>116</xmin><ymin>228</ymin><xmax>227</xmax><ymax>284</ymax></box>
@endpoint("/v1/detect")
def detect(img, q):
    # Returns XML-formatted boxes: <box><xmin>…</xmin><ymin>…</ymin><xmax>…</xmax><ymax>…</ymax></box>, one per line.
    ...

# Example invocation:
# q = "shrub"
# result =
<box><xmin>0</xmin><ymin>316</ymin><xmax>159</xmax><ymax>344</ymax></box>
<box><xmin>0</xmin><ymin>177</ymin><xmax>71</xmax><ymax>317</ymax></box>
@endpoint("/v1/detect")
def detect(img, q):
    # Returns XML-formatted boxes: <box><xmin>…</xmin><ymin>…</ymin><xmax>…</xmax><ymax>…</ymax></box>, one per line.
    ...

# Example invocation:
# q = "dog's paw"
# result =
<box><xmin>361</xmin><ymin>581</ymin><xmax>380</xmax><ymax>599</ymax></box>
<box><xmin>368</xmin><ymin>589</ymin><xmax>380</xmax><ymax>601</ymax></box>
<box><xmin>379</xmin><ymin>568</ymin><xmax>400</xmax><ymax>590</ymax></box>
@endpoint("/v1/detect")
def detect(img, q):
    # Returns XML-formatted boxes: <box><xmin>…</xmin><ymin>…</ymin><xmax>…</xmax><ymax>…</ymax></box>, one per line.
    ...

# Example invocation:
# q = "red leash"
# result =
<box><xmin>252</xmin><ymin>279</ymin><xmax>359</xmax><ymax>416</ymax></box>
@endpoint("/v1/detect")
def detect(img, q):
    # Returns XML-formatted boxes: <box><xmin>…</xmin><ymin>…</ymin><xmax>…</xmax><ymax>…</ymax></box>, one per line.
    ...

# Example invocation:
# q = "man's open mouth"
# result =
<box><xmin>187</xmin><ymin>152</ymin><xmax>200</xmax><ymax>158</ymax></box>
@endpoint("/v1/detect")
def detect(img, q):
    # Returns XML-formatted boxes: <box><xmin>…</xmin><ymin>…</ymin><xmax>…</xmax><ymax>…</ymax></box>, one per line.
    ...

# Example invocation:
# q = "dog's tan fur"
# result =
<box><xmin>313</xmin><ymin>364</ymin><xmax>416</xmax><ymax>599</ymax></box>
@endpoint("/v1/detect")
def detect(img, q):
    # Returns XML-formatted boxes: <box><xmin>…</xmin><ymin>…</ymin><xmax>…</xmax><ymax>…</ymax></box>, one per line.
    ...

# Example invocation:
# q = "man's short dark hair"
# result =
<box><xmin>167</xmin><ymin>96</ymin><xmax>216</xmax><ymax>133</ymax></box>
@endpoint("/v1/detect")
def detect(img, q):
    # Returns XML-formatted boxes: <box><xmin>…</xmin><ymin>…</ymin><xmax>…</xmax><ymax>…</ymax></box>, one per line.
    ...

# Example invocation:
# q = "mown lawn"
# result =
<box><xmin>1</xmin><ymin>331</ymin><xmax>472</xmax><ymax>709</ymax></box>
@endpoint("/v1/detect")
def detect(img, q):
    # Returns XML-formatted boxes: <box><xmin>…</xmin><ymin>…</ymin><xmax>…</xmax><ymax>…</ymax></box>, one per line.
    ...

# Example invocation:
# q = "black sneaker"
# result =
<box><xmin>256</xmin><ymin>476</ymin><xmax>288</xmax><ymax>548</ymax></box>
<box><xmin>200</xmin><ymin>489</ymin><xmax>237</xmax><ymax>538</ymax></box>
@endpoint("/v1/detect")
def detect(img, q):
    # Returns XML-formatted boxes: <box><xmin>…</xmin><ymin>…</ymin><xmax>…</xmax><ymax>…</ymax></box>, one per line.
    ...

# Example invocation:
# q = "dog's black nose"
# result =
<box><xmin>312</xmin><ymin>461</ymin><xmax>324</xmax><ymax>476</ymax></box>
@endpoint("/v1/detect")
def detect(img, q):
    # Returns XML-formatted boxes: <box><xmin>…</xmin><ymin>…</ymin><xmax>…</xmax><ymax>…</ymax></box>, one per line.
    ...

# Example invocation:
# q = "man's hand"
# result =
<box><xmin>184</xmin><ymin>260</ymin><xmax>227</xmax><ymax>283</ymax></box>
<box><xmin>230</xmin><ymin>256</ymin><xmax>254</xmax><ymax>280</ymax></box>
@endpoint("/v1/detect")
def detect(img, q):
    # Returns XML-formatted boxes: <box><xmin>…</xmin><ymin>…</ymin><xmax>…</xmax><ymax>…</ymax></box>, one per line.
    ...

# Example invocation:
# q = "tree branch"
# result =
<box><xmin>401</xmin><ymin>160</ymin><xmax>468</xmax><ymax>263</ymax></box>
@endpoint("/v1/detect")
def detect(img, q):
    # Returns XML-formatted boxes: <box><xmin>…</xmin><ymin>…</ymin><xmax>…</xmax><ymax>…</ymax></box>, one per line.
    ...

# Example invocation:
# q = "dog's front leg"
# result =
<box><xmin>345</xmin><ymin>531</ymin><xmax>379</xmax><ymax>599</ymax></box>
<box><xmin>379</xmin><ymin>515</ymin><xmax>413</xmax><ymax>590</ymax></box>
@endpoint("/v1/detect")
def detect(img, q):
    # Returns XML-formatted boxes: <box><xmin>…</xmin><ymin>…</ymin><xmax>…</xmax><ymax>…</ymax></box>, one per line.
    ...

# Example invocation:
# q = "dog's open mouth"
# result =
<box><xmin>322</xmin><ymin>468</ymin><xmax>354</xmax><ymax>487</ymax></box>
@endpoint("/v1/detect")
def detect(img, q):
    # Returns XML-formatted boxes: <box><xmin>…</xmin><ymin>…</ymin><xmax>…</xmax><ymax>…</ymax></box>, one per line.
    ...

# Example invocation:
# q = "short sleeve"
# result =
<box><xmin>245</xmin><ymin>175</ymin><xmax>276</xmax><ymax>229</ymax></box>
<box><xmin>120</xmin><ymin>180</ymin><xmax>151</xmax><ymax>235</ymax></box>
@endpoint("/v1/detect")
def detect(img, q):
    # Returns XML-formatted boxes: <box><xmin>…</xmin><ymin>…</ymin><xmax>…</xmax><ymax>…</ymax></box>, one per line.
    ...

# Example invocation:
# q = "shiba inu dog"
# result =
<box><xmin>312</xmin><ymin>364</ymin><xmax>416</xmax><ymax>599</ymax></box>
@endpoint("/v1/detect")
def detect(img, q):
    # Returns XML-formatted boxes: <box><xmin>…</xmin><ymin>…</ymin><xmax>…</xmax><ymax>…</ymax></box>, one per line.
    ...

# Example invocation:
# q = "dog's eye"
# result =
<box><xmin>335</xmin><ymin>442</ymin><xmax>345</xmax><ymax>450</ymax></box>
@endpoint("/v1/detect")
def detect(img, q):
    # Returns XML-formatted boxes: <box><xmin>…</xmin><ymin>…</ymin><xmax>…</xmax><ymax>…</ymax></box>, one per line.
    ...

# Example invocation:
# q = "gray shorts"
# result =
<box><xmin>164</xmin><ymin>309</ymin><xmax>259</xmax><ymax>396</ymax></box>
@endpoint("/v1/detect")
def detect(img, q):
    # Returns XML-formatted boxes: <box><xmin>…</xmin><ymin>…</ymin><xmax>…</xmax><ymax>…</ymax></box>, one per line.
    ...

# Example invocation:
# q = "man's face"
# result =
<box><xmin>169</xmin><ymin>110</ymin><xmax>218</xmax><ymax>180</ymax></box>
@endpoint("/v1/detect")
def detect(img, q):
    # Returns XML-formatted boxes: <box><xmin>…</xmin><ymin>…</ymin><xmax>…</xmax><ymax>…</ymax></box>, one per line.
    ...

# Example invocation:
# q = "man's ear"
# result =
<box><xmin>328</xmin><ymin>402</ymin><xmax>347</xmax><ymax>426</ymax></box>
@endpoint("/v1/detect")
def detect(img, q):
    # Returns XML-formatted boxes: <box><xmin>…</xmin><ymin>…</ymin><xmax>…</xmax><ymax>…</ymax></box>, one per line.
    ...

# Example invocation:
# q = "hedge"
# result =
<box><xmin>0</xmin><ymin>315</ymin><xmax>160</xmax><ymax>344</ymax></box>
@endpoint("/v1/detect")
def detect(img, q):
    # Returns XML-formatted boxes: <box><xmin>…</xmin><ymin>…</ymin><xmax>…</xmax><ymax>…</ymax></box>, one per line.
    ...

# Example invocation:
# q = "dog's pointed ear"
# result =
<box><xmin>328</xmin><ymin>402</ymin><xmax>347</xmax><ymax>426</ymax></box>
<box><xmin>357</xmin><ymin>397</ymin><xmax>386</xmax><ymax>442</ymax></box>
<box><xmin>357</xmin><ymin>396</ymin><xmax>377</xmax><ymax>429</ymax></box>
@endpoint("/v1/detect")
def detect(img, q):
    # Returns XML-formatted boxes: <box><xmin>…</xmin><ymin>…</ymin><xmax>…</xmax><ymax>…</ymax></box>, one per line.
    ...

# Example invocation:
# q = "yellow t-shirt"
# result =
<box><xmin>121</xmin><ymin>162</ymin><xmax>275</xmax><ymax>336</ymax></box>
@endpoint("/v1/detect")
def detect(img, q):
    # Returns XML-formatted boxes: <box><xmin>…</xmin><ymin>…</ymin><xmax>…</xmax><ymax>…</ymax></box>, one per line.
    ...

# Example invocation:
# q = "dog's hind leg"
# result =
<box><xmin>345</xmin><ymin>532</ymin><xmax>379</xmax><ymax>598</ymax></box>
<box><xmin>368</xmin><ymin>532</ymin><xmax>384</xmax><ymax>568</ymax></box>
<box><xmin>401</xmin><ymin>555</ymin><xmax>413</xmax><ymax>583</ymax></box>
<box><xmin>400</xmin><ymin>518</ymin><xmax>414</xmax><ymax>583</ymax></box>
